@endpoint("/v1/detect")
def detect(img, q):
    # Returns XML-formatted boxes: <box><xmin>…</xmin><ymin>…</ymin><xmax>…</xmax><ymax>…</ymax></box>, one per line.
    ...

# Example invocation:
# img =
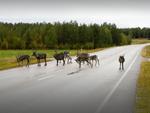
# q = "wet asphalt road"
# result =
<box><xmin>0</xmin><ymin>44</ymin><xmax>149</xmax><ymax>113</ymax></box>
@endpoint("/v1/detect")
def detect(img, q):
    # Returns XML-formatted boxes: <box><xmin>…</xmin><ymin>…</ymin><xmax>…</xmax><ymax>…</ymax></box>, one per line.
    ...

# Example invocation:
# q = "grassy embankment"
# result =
<box><xmin>134</xmin><ymin>45</ymin><xmax>150</xmax><ymax>113</ymax></box>
<box><xmin>1</xmin><ymin>39</ymin><xmax>150</xmax><ymax>71</ymax></box>
<box><xmin>0</xmin><ymin>48</ymin><xmax>106</xmax><ymax>70</ymax></box>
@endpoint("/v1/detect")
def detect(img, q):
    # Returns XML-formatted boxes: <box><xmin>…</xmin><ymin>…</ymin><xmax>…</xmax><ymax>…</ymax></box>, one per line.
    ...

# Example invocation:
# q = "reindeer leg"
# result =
<box><xmin>89</xmin><ymin>60</ymin><xmax>93</xmax><ymax>68</ymax></box>
<box><xmin>119</xmin><ymin>62</ymin><xmax>121</xmax><ymax>70</ymax></box>
<box><xmin>70</xmin><ymin>57</ymin><xmax>72</xmax><ymax>63</ymax></box>
<box><xmin>22</xmin><ymin>61</ymin><xmax>23</xmax><ymax>67</ymax></box>
<box><xmin>63</xmin><ymin>59</ymin><xmax>65</xmax><ymax>66</ymax></box>
<box><xmin>38</xmin><ymin>59</ymin><xmax>40</xmax><ymax>66</ymax></box>
<box><xmin>95</xmin><ymin>60</ymin><xmax>97</xmax><ymax>66</ymax></box>
<box><xmin>26</xmin><ymin>59</ymin><xmax>28</xmax><ymax>67</ymax></box>
<box><xmin>122</xmin><ymin>63</ymin><xmax>124</xmax><ymax>70</ymax></box>
<box><xmin>79</xmin><ymin>61</ymin><xmax>81</xmax><ymax>68</ymax></box>
<box><xmin>37</xmin><ymin>59</ymin><xmax>40</xmax><ymax>66</ymax></box>
<box><xmin>67</xmin><ymin>58</ymin><xmax>69</xmax><ymax>64</ymax></box>
<box><xmin>57</xmin><ymin>60</ymin><xmax>58</xmax><ymax>66</ymax></box>
<box><xmin>98</xmin><ymin>59</ymin><xmax>100</xmax><ymax>65</ymax></box>
<box><xmin>37</xmin><ymin>59</ymin><xmax>39</xmax><ymax>66</ymax></box>
<box><xmin>44</xmin><ymin>58</ymin><xmax>47</xmax><ymax>66</ymax></box>
<box><xmin>90</xmin><ymin>62</ymin><xmax>93</xmax><ymax>68</ymax></box>
<box><xmin>26</xmin><ymin>59</ymin><xmax>29</xmax><ymax>67</ymax></box>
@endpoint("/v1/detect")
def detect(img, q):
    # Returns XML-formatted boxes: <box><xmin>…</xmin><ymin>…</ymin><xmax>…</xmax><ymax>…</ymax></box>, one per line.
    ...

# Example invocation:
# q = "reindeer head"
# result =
<box><xmin>32</xmin><ymin>51</ymin><xmax>36</xmax><ymax>56</ymax></box>
<box><xmin>119</xmin><ymin>54</ymin><xmax>125</xmax><ymax>59</ymax></box>
<box><xmin>120</xmin><ymin>55</ymin><xmax>124</xmax><ymax>58</ymax></box>
<box><xmin>32</xmin><ymin>48</ymin><xmax>37</xmax><ymax>56</ymax></box>
<box><xmin>15</xmin><ymin>55</ymin><xmax>20</xmax><ymax>62</ymax></box>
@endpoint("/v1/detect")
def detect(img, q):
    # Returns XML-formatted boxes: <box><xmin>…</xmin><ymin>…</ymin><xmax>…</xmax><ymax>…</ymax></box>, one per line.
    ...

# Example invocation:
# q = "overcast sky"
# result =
<box><xmin>0</xmin><ymin>0</ymin><xmax>150</xmax><ymax>28</ymax></box>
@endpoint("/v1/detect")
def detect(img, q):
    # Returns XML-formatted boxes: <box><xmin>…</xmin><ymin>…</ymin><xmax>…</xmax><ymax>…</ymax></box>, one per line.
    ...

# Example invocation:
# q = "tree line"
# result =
<box><xmin>0</xmin><ymin>21</ymin><xmax>132</xmax><ymax>50</ymax></box>
<box><xmin>120</xmin><ymin>27</ymin><xmax>150</xmax><ymax>39</ymax></box>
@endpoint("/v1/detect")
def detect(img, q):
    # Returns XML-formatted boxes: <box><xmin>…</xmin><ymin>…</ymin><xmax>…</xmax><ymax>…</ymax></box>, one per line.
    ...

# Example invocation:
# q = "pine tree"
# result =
<box><xmin>45</xmin><ymin>27</ymin><xmax>57</xmax><ymax>49</ymax></box>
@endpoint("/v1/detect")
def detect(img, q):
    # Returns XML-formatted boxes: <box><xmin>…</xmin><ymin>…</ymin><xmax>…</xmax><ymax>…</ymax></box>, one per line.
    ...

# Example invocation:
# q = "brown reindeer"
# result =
<box><xmin>32</xmin><ymin>49</ymin><xmax>47</xmax><ymax>66</ymax></box>
<box><xmin>15</xmin><ymin>55</ymin><xmax>30</xmax><ymax>67</ymax></box>
<box><xmin>89</xmin><ymin>55</ymin><xmax>100</xmax><ymax>66</ymax></box>
<box><xmin>119</xmin><ymin>54</ymin><xmax>125</xmax><ymax>70</ymax></box>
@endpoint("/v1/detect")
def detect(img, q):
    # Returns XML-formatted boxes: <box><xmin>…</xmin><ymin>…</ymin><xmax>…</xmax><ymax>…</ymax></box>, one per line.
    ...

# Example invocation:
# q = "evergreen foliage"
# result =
<box><xmin>0</xmin><ymin>21</ymin><xmax>134</xmax><ymax>49</ymax></box>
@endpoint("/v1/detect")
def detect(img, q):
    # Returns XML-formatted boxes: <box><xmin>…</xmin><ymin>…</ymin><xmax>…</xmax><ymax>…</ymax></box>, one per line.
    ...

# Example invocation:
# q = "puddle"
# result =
<box><xmin>67</xmin><ymin>70</ymin><xmax>81</xmax><ymax>75</ymax></box>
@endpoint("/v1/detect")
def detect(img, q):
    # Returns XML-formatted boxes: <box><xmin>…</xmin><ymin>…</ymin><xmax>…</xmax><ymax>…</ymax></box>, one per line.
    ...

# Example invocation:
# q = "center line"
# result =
<box><xmin>38</xmin><ymin>75</ymin><xmax>54</xmax><ymax>81</ymax></box>
<box><xmin>95</xmin><ymin>48</ymin><xmax>141</xmax><ymax>113</ymax></box>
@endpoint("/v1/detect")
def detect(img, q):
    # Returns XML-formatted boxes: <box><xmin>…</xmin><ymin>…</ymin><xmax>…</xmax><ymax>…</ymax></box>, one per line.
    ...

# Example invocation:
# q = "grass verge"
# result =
<box><xmin>132</xmin><ymin>39</ymin><xmax>150</xmax><ymax>45</ymax></box>
<box><xmin>134</xmin><ymin>45</ymin><xmax>150</xmax><ymax>113</ymax></box>
<box><xmin>0</xmin><ymin>48</ymin><xmax>107</xmax><ymax>70</ymax></box>
<box><xmin>134</xmin><ymin>61</ymin><xmax>150</xmax><ymax>113</ymax></box>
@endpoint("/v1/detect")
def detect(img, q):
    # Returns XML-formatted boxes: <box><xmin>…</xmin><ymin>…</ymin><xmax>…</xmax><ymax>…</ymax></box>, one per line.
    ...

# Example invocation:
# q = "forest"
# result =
<box><xmin>1</xmin><ymin>20</ymin><xmax>145</xmax><ymax>50</ymax></box>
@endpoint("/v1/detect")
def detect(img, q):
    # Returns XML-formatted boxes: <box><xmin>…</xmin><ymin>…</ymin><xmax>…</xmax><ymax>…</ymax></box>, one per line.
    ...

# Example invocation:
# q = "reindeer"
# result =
<box><xmin>76</xmin><ymin>50</ymin><xmax>88</xmax><ymax>64</ymax></box>
<box><xmin>55</xmin><ymin>51</ymin><xmax>72</xmax><ymax>64</ymax></box>
<box><xmin>75</xmin><ymin>53</ymin><xmax>93</xmax><ymax>68</ymax></box>
<box><xmin>32</xmin><ymin>49</ymin><xmax>47</xmax><ymax>66</ymax></box>
<box><xmin>15</xmin><ymin>55</ymin><xmax>30</xmax><ymax>67</ymax></box>
<box><xmin>89</xmin><ymin>55</ymin><xmax>100</xmax><ymax>66</ymax></box>
<box><xmin>67</xmin><ymin>55</ymin><xmax>72</xmax><ymax>64</ymax></box>
<box><xmin>119</xmin><ymin>54</ymin><xmax>125</xmax><ymax>70</ymax></box>
<box><xmin>64</xmin><ymin>51</ymin><xmax>72</xmax><ymax>64</ymax></box>
<box><xmin>53</xmin><ymin>52</ymin><xmax>65</xmax><ymax>66</ymax></box>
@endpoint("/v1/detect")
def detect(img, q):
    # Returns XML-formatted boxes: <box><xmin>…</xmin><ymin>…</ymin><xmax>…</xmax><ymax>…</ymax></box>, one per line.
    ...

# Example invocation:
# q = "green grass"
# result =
<box><xmin>0</xmin><ymin>48</ymin><xmax>107</xmax><ymax>70</ymax></box>
<box><xmin>142</xmin><ymin>45</ymin><xmax>150</xmax><ymax>58</ymax></box>
<box><xmin>134</xmin><ymin>61</ymin><xmax>150</xmax><ymax>113</ymax></box>
<box><xmin>134</xmin><ymin>45</ymin><xmax>150</xmax><ymax>113</ymax></box>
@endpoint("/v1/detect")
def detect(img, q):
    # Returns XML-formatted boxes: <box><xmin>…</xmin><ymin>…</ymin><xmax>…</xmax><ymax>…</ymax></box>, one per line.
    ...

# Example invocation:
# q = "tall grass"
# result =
<box><xmin>132</xmin><ymin>39</ymin><xmax>150</xmax><ymax>45</ymax></box>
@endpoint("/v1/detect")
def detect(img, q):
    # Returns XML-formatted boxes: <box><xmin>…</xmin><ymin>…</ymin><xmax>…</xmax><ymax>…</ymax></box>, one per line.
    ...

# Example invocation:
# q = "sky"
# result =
<box><xmin>0</xmin><ymin>0</ymin><xmax>150</xmax><ymax>28</ymax></box>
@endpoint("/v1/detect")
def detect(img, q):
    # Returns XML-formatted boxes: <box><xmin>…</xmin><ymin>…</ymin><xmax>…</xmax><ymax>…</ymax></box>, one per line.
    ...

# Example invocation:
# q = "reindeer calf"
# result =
<box><xmin>15</xmin><ymin>55</ymin><xmax>30</xmax><ymax>67</ymax></box>
<box><xmin>89</xmin><ymin>55</ymin><xmax>100</xmax><ymax>66</ymax></box>
<box><xmin>75</xmin><ymin>54</ymin><xmax>92</xmax><ymax>68</ymax></box>
<box><xmin>64</xmin><ymin>51</ymin><xmax>72</xmax><ymax>64</ymax></box>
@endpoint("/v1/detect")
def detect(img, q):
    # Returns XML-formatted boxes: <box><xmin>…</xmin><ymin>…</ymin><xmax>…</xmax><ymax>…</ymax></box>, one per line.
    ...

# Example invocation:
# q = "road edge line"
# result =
<box><xmin>95</xmin><ymin>48</ymin><xmax>141</xmax><ymax>113</ymax></box>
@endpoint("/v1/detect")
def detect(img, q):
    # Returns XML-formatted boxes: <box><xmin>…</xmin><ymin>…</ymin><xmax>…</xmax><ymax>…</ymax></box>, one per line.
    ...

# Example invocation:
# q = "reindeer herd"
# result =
<box><xmin>15</xmin><ymin>49</ymin><xmax>125</xmax><ymax>70</ymax></box>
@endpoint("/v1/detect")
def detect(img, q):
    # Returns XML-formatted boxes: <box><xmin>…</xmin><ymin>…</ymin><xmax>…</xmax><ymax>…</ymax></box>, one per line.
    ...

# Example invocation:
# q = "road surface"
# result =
<box><xmin>0</xmin><ymin>44</ymin><xmax>148</xmax><ymax>113</ymax></box>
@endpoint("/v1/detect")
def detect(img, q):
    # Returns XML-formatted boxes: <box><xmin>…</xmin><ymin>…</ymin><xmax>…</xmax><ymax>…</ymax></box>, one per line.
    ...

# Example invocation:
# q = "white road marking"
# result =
<box><xmin>95</xmin><ymin>48</ymin><xmax>141</xmax><ymax>113</ymax></box>
<box><xmin>38</xmin><ymin>75</ymin><xmax>54</xmax><ymax>81</ymax></box>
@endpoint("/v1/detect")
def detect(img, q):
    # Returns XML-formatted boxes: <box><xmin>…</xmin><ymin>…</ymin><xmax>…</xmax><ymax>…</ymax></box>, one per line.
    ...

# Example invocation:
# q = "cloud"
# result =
<box><xmin>0</xmin><ymin>0</ymin><xmax>150</xmax><ymax>28</ymax></box>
